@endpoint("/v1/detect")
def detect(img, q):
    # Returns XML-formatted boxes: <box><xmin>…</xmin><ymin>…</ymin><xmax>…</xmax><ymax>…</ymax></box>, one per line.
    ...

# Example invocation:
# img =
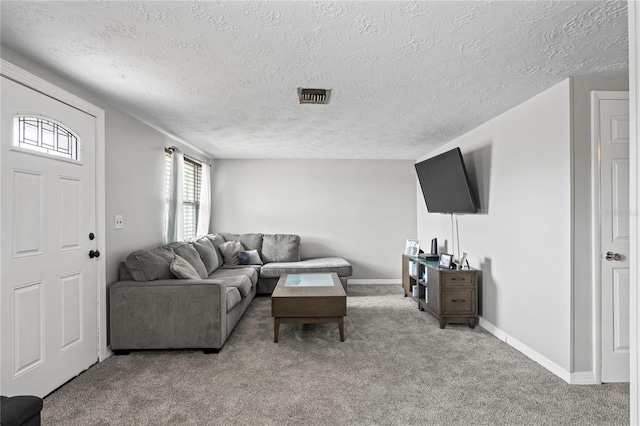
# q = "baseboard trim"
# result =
<box><xmin>347</xmin><ymin>279</ymin><xmax>402</xmax><ymax>285</ymax></box>
<box><xmin>569</xmin><ymin>371</ymin><xmax>598</xmax><ymax>385</ymax></box>
<box><xmin>478</xmin><ymin>317</ymin><xmax>597</xmax><ymax>385</ymax></box>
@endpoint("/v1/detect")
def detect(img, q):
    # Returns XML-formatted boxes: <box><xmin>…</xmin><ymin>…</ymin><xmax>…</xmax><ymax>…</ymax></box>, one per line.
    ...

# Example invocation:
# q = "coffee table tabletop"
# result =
<box><xmin>271</xmin><ymin>273</ymin><xmax>347</xmax><ymax>342</ymax></box>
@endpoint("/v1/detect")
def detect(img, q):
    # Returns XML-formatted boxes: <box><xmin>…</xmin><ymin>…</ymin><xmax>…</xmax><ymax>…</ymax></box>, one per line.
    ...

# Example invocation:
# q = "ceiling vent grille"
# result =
<box><xmin>298</xmin><ymin>88</ymin><xmax>330</xmax><ymax>104</ymax></box>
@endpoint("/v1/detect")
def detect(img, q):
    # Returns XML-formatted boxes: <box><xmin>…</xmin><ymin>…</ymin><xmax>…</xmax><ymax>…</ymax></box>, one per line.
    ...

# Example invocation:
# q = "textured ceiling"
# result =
<box><xmin>0</xmin><ymin>1</ymin><xmax>629</xmax><ymax>160</ymax></box>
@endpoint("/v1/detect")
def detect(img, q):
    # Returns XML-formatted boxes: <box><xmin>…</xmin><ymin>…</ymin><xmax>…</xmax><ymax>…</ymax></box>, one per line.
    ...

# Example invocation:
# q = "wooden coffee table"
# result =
<box><xmin>271</xmin><ymin>273</ymin><xmax>347</xmax><ymax>342</ymax></box>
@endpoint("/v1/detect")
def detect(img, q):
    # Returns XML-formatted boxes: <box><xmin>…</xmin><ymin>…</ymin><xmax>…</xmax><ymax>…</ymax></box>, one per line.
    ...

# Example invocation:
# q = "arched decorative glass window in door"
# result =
<box><xmin>13</xmin><ymin>116</ymin><xmax>80</xmax><ymax>162</ymax></box>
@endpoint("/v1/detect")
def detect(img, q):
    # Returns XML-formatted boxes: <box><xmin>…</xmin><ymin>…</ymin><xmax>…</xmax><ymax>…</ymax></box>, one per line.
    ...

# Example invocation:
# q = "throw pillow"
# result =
<box><xmin>170</xmin><ymin>255</ymin><xmax>201</xmax><ymax>279</ymax></box>
<box><xmin>219</xmin><ymin>241</ymin><xmax>244</xmax><ymax>265</ymax></box>
<box><xmin>262</xmin><ymin>234</ymin><xmax>301</xmax><ymax>263</ymax></box>
<box><xmin>237</xmin><ymin>249</ymin><xmax>263</xmax><ymax>265</ymax></box>
<box><xmin>172</xmin><ymin>243</ymin><xmax>208</xmax><ymax>279</ymax></box>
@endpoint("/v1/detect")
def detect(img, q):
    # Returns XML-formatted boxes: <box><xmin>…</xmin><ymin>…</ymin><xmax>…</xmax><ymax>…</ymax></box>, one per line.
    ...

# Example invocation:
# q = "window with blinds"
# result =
<box><xmin>165</xmin><ymin>151</ymin><xmax>202</xmax><ymax>241</ymax></box>
<box><xmin>182</xmin><ymin>157</ymin><xmax>201</xmax><ymax>240</ymax></box>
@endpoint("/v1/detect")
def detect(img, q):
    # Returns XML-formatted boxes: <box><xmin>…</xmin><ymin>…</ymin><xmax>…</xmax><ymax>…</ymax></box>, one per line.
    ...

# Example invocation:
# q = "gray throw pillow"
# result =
<box><xmin>262</xmin><ymin>234</ymin><xmax>300</xmax><ymax>263</ymax></box>
<box><xmin>193</xmin><ymin>236</ymin><xmax>220</xmax><ymax>275</ymax></box>
<box><xmin>125</xmin><ymin>248</ymin><xmax>175</xmax><ymax>281</ymax></box>
<box><xmin>219</xmin><ymin>241</ymin><xmax>244</xmax><ymax>265</ymax></box>
<box><xmin>172</xmin><ymin>243</ymin><xmax>208</xmax><ymax>279</ymax></box>
<box><xmin>237</xmin><ymin>249</ymin><xmax>263</xmax><ymax>265</ymax></box>
<box><xmin>170</xmin><ymin>255</ymin><xmax>200</xmax><ymax>279</ymax></box>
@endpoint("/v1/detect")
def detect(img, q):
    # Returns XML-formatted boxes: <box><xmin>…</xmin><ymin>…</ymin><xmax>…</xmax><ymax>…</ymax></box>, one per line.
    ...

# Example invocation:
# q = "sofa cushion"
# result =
<box><xmin>206</xmin><ymin>234</ymin><xmax>226</xmax><ymax>264</ymax></box>
<box><xmin>226</xmin><ymin>287</ymin><xmax>242</xmax><ymax>312</ymax></box>
<box><xmin>221</xmin><ymin>233</ymin><xmax>264</xmax><ymax>253</ymax></box>
<box><xmin>206</xmin><ymin>233</ymin><xmax>225</xmax><ymax>247</ymax></box>
<box><xmin>260</xmin><ymin>257</ymin><xmax>353</xmax><ymax>279</ymax></box>
<box><xmin>219</xmin><ymin>241</ymin><xmax>244</xmax><ymax>265</ymax></box>
<box><xmin>125</xmin><ymin>248</ymin><xmax>175</xmax><ymax>281</ymax></box>
<box><xmin>209</xmin><ymin>266</ymin><xmax>258</xmax><ymax>286</ymax></box>
<box><xmin>238</xmin><ymin>249</ymin><xmax>263</xmax><ymax>266</ymax></box>
<box><xmin>172</xmin><ymin>243</ymin><xmax>208</xmax><ymax>279</ymax></box>
<box><xmin>262</xmin><ymin>234</ymin><xmax>300</xmax><ymax>263</ymax></box>
<box><xmin>220</xmin><ymin>275</ymin><xmax>252</xmax><ymax>298</ymax></box>
<box><xmin>193</xmin><ymin>236</ymin><xmax>220</xmax><ymax>275</ymax></box>
<box><xmin>170</xmin><ymin>255</ymin><xmax>201</xmax><ymax>279</ymax></box>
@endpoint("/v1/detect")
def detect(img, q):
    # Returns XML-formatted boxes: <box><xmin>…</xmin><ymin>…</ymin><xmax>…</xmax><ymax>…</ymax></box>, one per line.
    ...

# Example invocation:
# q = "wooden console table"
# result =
<box><xmin>402</xmin><ymin>255</ymin><xmax>479</xmax><ymax>329</ymax></box>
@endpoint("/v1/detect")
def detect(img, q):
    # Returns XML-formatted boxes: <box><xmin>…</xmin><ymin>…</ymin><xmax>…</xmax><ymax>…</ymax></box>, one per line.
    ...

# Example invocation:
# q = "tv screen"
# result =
<box><xmin>415</xmin><ymin>148</ymin><xmax>477</xmax><ymax>214</ymax></box>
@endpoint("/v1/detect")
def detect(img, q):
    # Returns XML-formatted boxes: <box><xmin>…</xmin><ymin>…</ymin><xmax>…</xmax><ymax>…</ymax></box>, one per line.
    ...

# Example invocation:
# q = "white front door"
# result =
<box><xmin>597</xmin><ymin>92</ymin><xmax>630</xmax><ymax>383</ymax></box>
<box><xmin>1</xmin><ymin>76</ymin><xmax>99</xmax><ymax>397</ymax></box>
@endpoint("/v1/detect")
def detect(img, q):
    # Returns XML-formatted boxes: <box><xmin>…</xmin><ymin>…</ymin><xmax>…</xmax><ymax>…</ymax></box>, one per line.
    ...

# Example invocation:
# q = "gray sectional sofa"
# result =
<box><xmin>109</xmin><ymin>232</ymin><xmax>352</xmax><ymax>353</ymax></box>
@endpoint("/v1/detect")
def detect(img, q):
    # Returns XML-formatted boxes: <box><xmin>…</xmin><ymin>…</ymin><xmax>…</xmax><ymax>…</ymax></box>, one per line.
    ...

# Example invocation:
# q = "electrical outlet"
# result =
<box><xmin>115</xmin><ymin>215</ymin><xmax>124</xmax><ymax>230</ymax></box>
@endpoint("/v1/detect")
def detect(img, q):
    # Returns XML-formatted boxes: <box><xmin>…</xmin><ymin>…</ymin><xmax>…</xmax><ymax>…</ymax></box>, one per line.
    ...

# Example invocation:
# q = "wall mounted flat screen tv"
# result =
<box><xmin>415</xmin><ymin>147</ymin><xmax>477</xmax><ymax>214</ymax></box>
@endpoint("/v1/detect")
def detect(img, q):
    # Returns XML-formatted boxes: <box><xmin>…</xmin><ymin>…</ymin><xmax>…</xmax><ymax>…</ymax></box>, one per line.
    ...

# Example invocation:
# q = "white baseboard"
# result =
<box><xmin>569</xmin><ymin>371</ymin><xmax>598</xmax><ymax>385</ymax></box>
<box><xmin>347</xmin><ymin>279</ymin><xmax>402</xmax><ymax>285</ymax></box>
<box><xmin>478</xmin><ymin>317</ymin><xmax>597</xmax><ymax>385</ymax></box>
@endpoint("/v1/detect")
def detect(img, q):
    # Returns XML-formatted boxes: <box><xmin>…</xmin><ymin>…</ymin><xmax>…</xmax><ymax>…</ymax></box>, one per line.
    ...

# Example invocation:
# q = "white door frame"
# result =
<box><xmin>630</xmin><ymin>1</ymin><xmax>639</xmax><ymax>421</ymax></box>
<box><xmin>0</xmin><ymin>59</ymin><xmax>108</xmax><ymax>362</ymax></box>
<box><xmin>591</xmin><ymin>90</ymin><xmax>630</xmax><ymax>384</ymax></box>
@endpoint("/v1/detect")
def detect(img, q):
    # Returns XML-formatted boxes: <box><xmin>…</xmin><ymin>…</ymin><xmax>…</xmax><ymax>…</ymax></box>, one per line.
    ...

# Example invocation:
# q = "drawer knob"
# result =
<box><xmin>452</xmin><ymin>299</ymin><xmax>465</xmax><ymax>303</ymax></box>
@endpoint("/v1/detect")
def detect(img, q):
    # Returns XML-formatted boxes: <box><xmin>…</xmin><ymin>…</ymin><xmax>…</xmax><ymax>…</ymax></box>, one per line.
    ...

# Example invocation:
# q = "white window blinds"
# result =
<box><xmin>165</xmin><ymin>149</ymin><xmax>204</xmax><ymax>242</ymax></box>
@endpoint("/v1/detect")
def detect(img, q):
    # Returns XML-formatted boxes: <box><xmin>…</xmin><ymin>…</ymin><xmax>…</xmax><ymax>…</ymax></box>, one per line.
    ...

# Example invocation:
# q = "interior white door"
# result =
<box><xmin>599</xmin><ymin>94</ymin><xmax>630</xmax><ymax>383</ymax></box>
<box><xmin>1</xmin><ymin>76</ymin><xmax>98</xmax><ymax>397</ymax></box>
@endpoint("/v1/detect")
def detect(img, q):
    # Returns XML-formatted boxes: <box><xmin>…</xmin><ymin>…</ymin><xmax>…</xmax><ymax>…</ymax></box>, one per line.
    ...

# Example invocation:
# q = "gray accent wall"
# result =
<box><xmin>211</xmin><ymin>159</ymin><xmax>417</xmax><ymax>280</ymax></box>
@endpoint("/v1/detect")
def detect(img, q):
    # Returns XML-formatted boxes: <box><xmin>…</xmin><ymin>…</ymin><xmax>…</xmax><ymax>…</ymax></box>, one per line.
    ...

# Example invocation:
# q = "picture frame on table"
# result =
<box><xmin>404</xmin><ymin>239</ymin><xmax>420</xmax><ymax>256</ymax></box>
<box><xmin>438</xmin><ymin>253</ymin><xmax>453</xmax><ymax>269</ymax></box>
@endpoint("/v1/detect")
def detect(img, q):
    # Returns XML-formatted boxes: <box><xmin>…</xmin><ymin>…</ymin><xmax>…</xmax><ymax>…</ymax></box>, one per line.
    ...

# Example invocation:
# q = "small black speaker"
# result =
<box><xmin>430</xmin><ymin>238</ymin><xmax>438</xmax><ymax>255</ymax></box>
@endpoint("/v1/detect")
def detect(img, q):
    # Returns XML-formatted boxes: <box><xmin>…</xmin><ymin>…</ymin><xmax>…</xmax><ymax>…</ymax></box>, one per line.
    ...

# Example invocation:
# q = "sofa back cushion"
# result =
<box><xmin>206</xmin><ymin>234</ymin><xmax>225</xmax><ymax>265</ymax></box>
<box><xmin>193</xmin><ymin>236</ymin><xmax>220</xmax><ymax>275</ymax></box>
<box><xmin>172</xmin><ymin>243</ymin><xmax>208</xmax><ymax>279</ymax></box>
<box><xmin>125</xmin><ymin>248</ymin><xmax>175</xmax><ymax>281</ymax></box>
<box><xmin>262</xmin><ymin>234</ymin><xmax>301</xmax><ymax>263</ymax></box>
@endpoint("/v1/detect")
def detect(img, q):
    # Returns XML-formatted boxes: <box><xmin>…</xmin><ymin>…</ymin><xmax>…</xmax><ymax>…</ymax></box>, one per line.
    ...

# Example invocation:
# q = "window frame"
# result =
<box><xmin>165</xmin><ymin>149</ymin><xmax>203</xmax><ymax>241</ymax></box>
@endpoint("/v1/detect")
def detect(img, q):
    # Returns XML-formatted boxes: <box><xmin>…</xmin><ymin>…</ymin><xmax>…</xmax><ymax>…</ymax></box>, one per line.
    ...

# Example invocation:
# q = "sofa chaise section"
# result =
<box><xmin>258</xmin><ymin>257</ymin><xmax>352</xmax><ymax>294</ymax></box>
<box><xmin>214</xmin><ymin>233</ymin><xmax>352</xmax><ymax>294</ymax></box>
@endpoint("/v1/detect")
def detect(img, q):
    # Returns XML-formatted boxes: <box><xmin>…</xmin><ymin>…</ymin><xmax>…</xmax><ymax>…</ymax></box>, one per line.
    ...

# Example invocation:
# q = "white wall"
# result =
<box><xmin>211</xmin><ymin>159</ymin><xmax>417</xmax><ymax>280</ymax></box>
<box><xmin>0</xmin><ymin>46</ymin><xmax>207</xmax><ymax>288</ymax></box>
<box><xmin>417</xmin><ymin>80</ymin><xmax>574</xmax><ymax>373</ymax></box>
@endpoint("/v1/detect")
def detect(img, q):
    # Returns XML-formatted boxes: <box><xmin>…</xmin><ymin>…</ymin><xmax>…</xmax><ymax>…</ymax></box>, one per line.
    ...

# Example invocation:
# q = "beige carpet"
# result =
<box><xmin>42</xmin><ymin>284</ymin><xmax>628</xmax><ymax>425</ymax></box>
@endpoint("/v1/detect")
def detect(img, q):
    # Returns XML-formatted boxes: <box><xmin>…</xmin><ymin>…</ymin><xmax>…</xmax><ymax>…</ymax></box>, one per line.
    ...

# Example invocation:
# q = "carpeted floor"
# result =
<box><xmin>42</xmin><ymin>284</ymin><xmax>628</xmax><ymax>425</ymax></box>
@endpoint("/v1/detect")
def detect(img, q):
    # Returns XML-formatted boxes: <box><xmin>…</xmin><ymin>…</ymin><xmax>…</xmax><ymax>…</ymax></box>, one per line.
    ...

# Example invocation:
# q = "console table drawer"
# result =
<box><xmin>442</xmin><ymin>273</ymin><xmax>474</xmax><ymax>285</ymax></box>
<box><xmin>442</xmin><ymin>289</ymin><xmax>475</xmax><ymax>315</ymax></box>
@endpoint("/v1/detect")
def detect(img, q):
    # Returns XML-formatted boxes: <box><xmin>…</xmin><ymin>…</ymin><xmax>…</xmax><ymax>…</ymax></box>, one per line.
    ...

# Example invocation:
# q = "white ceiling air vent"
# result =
<box><xmin>298</xmin><ymin>88</ymin><xmax>330</xmax><ymax>104</ymax></box>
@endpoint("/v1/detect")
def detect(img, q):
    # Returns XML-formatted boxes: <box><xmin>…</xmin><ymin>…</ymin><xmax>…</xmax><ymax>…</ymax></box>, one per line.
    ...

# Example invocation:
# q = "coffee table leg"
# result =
<box><xmin>338</xmin><ymin>317</ymin><xmax>344</xmax><ymax>342</ymax></box>
<box><xmin>274</xmin><ymin>318</ymin><xmax>280</xmax><ymax>343</ymax></box>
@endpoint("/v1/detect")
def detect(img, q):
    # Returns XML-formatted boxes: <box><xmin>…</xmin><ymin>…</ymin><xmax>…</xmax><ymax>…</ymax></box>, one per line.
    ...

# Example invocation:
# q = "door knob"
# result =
<box><xmin>89</xmin><ymin>250</ymin><xmax>100</xmax><ymax>259</ymax></box>
<box><xmin>605</xmin><ymin>251</ymin><xmax>621</xmax><ymax>261</ymax></box>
